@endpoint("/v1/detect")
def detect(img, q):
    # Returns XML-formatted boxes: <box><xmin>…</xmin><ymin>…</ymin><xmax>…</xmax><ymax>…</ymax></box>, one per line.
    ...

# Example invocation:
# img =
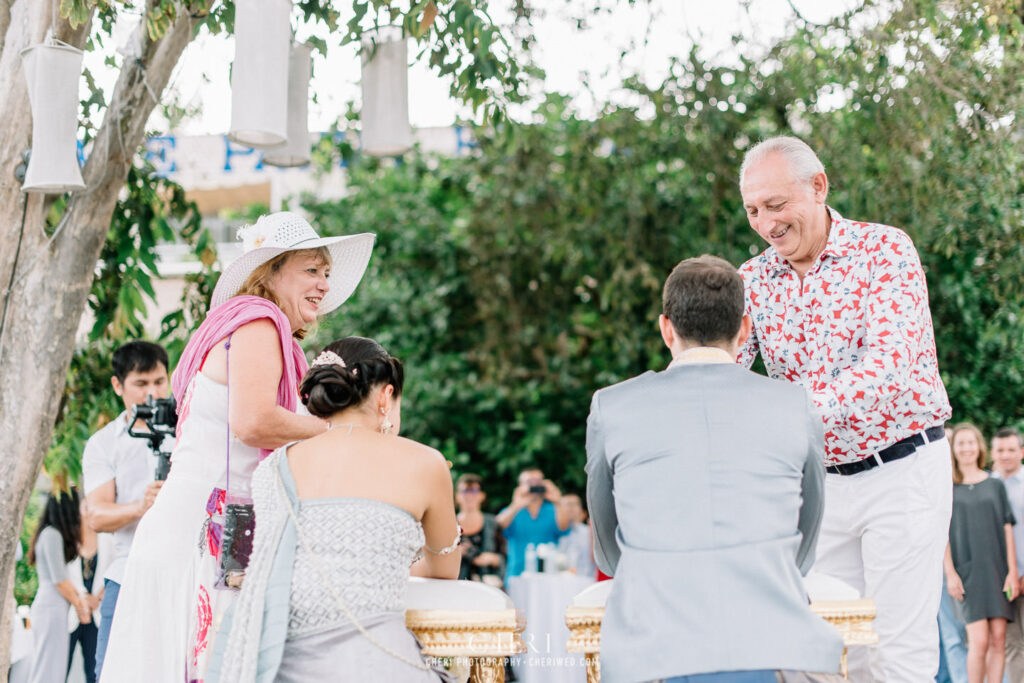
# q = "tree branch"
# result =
<box><xmin>70</xmin><ymin>1</ymin><xmax>198</xmax><ymax>206</ymax></box>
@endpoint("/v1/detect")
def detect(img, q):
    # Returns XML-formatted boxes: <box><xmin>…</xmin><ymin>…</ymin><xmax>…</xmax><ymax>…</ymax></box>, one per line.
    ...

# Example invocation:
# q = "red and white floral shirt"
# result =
<box><xmin>737</xmin><ymin>207</ymin><xmax>951</xmax><ymax>466</ymax></box>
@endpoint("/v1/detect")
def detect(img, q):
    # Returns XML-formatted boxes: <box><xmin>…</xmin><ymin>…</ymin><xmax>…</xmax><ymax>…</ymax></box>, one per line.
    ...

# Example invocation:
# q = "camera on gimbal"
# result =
<box><xmin>127</xmin><ymin>395</ymin><xmax>177</xmax><ymax>481</ymax></box>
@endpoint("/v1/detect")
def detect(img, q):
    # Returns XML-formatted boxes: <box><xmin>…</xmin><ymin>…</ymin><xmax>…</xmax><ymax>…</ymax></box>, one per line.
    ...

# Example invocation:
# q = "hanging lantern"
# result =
<box><xmin>227</xmin><ymin>0</ymin><xmax>291</xmax><ymax>148</ymax></box>
<box><xmin>264</xmin><ymin>42</ymin><xmax>312</xmax><ymax>168</ymax></box>
<box><xmin>20</xmin><ymin>41</ymin><xmax>85</xmax><ymax>194</ymax></box>
<box><xmin>360</xmin><ymin>26</ymin><xmax>412</xmax><ymax>157</ymax></box>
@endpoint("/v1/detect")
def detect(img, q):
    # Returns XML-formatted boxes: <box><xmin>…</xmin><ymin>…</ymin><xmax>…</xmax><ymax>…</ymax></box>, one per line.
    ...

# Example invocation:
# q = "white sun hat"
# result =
<box><xmin>211</xmin><ymin>211</ymin><xmax>375</xmax><ymax>315</ymax></box>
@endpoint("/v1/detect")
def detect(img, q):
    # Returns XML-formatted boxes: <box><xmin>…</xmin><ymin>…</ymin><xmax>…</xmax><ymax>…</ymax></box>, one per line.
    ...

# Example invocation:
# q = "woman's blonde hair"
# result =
<box><xmin>237</xmin><ymin>247</ymin><xmax>331</xmax><ymax>340</ymax></box>
<box><xmin>950</xmin><ymin>422</ymin><xmax>988</xmax><ymax>485</ymax></box>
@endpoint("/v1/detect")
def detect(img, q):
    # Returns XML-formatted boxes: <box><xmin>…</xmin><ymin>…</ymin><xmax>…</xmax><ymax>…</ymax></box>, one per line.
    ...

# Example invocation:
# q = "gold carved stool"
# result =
<box><xmin>565</xmin><ymin>577</ymin><xmax>877</xmax><ymax>683</ymax></box>
<box><xmin>564</xmin><ymin>604</ymin><xmax>604</xmax><ymax>683</ymax></box>
<box><xmin>405</xmin><ymin>578</ymin><xmax>527</xmax><ymax>683</ymax></box>
<box><xmin>809</xmin><ymin>600</ymin><xmax>878</xmax><ymax>678</ymax></box>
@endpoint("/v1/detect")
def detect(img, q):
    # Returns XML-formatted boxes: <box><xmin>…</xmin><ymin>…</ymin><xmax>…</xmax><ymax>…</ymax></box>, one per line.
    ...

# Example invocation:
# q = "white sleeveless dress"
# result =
<box><xmin>100</xmin><ymin>373</ymin><xmax>262</xmax><ymax>683</ymax></box>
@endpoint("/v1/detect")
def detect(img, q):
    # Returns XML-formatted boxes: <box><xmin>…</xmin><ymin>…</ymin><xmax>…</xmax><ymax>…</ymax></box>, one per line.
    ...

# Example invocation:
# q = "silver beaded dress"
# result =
<box><xmin>208</xmin><ymin>445</ymin><xmax>450</xmax><ymax>683</ymax></box>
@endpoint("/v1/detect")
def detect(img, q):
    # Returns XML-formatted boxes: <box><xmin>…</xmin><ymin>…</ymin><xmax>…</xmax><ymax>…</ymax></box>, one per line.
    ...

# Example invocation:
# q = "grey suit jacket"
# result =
<box><xmin>586</xmin><ymin>363</ymin><xmax>843</xmax><ymax>683</ymax></box>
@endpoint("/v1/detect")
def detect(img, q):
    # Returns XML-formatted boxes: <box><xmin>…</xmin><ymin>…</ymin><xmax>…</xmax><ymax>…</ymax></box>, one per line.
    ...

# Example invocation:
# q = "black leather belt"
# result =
<box><xmin>826</xmin><ymin>426</ymin><xmax>946</xmax><ymax>476</ymax></box>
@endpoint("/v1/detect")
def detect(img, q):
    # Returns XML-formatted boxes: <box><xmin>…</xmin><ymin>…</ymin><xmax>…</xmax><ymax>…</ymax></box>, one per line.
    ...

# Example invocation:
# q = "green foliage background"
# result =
<box><xmin>17</xmin><ymin>0</ymin><xmax>1024</xmax><ymax>597</ymax></box>
<box><xmin>306</xmin><ymin>0</ymin><xmax>1024</xmax><ymax>506</ymax></box>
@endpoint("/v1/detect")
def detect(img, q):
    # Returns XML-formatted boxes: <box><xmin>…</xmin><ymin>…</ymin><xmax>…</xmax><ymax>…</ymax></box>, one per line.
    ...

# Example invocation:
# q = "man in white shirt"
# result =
<box><xmin>992</xmin><ymin>428</ymin><xmax>1024</xmax><ymax>681</ymax></box>
<box><xmin>83</xmin><ymin>341</ymin><xmax>172</xmax><ymax>681</ymax></box>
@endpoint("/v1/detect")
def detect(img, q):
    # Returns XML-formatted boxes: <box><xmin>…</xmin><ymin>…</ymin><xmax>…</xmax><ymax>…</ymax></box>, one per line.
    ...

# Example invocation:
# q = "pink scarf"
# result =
<box><xmin>171</xmin><ymin>295</ymin><xmax>309</xmax><ymax>460</ymax></box>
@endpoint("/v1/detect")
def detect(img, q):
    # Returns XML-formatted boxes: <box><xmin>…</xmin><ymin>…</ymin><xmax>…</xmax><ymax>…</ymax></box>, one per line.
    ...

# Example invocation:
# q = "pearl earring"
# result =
<box><xmin>379</xmin><ymin>408</ymin><xmax>394</xmax><ymax>435</ymax></box>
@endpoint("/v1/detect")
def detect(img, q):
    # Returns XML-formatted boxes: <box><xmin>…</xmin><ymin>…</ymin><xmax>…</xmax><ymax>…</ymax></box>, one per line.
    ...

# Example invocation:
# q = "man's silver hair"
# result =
<box><xmin>739</xmin><ymin>135</ymin><xmax>825</xmax><ymax>188</ymax></box>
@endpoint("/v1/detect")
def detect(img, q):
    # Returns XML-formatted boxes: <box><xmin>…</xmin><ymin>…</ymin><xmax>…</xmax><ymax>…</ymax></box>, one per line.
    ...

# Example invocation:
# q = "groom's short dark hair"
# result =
<box><xmin>662</xmin><ymin>255</ymin><xmax>744</xmax><ymax>345</ymax></box>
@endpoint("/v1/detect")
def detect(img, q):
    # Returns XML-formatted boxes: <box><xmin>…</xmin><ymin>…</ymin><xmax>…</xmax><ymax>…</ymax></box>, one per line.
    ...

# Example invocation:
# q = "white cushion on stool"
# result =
<box><xmin>404</xmin><ymin>577</ymin><xmax>514</xmax><ymax>611</ymax></box>
<box><xmin>571</xmin><ymin>578</ymin><xmax>614</xmax><ymax>607</ymax></box>
<box><xmin>803</xmin><ymin>572</ymin><xmax>861</xmax><ymax>602</ymax></box>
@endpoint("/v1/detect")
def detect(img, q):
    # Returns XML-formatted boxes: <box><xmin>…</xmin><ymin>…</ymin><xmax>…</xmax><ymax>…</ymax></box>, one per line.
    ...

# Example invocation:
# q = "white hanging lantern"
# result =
<box><xmin>264</xmin><ymin>42</ymin><xmax>312</xmax><ymax>168</ymax></box>
<box><xmin>228</xmin><ymin>0</ymin><xmax>291</xmax><ymax>148</ymax></box>
<box><xmin>20</xmin><ymin>41</ymin><xmax>85</xmax><ymax>194</ymax></box>
<box><xmin>360</xmin><ymin>26</ymin><xmax>412</xmax><ymax>157</ymax></box>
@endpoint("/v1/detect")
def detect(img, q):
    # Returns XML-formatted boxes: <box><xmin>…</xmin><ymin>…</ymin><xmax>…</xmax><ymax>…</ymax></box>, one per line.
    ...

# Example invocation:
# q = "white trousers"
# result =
<box><xmin>814</xmin><ymin>438</ymin><xmax>952</xmax><ymax>683</ymax></box>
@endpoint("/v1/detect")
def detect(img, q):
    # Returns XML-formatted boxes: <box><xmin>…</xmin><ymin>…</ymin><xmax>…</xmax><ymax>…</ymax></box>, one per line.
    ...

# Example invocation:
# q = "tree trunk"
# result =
<box><xmin>0</xmin><ymin>1</ymin><xmax>199</xmax><ymax>674</ymax></box>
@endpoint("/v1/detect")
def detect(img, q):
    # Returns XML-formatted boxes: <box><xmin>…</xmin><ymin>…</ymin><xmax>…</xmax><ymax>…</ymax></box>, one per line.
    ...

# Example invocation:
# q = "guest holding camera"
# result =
<box><xmin>456</xmin><ymin>474</ymin><xmax>506</xmax><ymax>586</ymax></box>
<box><xmin>945</xmin><ymin>422</ymin><xmax>1018</xmax><ymax>683</ymax></box>
<box><xmin>100</xmin><ymin>213</ymin><xmax>374</xmax><ymax>683</ymax></box>
<box><xmin>496</xmin><ymin>468</ymin><xmax>570</xmax><ymax>578</ymax></box>
<box><xmin>27</xmin><ymin>487</ymin><xmax>90</xmax><ymax>683</ymax></box>
<box><xmin>81</xmin><ymin>341</ymin><xmax>170</xmax><ymax>680</ymax></box>
<box><xmin>209</xmin><ymin>337</ymin><xmax>460</xmax><ymax>681</ymax></box>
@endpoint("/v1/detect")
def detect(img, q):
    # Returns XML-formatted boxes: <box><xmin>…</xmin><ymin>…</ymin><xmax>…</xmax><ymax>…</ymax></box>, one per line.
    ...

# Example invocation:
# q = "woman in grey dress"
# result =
<box><xmin>944</xmin><ymin>422</ymin><xmax>1018</xmax><ymax>683</ymax></box>
<box><xmin>209</xmin><ymin>337</ymin><xmax>461</xmax><ymax>682</ymax></box>
<box><xmin>27</xmin><ymin>487</ymin><xmax>91</xmax><ymax>683</ymax></box>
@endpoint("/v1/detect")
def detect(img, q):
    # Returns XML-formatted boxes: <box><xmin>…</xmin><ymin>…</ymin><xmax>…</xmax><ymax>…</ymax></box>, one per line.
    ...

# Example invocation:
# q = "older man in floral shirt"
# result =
<box><xmin>736</xmin><ymin>136</ymin><xmax>952</xmax><ymax>683</ymax></box>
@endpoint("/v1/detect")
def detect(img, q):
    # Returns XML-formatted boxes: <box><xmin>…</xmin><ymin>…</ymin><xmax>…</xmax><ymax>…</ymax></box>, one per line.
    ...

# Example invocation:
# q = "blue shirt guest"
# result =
<box><xmin>496</xmin><ymin>468</ymin><xmax>569</xmax><ymax>578</ymax></box>
<box><xmin>586</xmin><ymin>255</ymin><xmax>843</xmax><ymax>683</ymax></box>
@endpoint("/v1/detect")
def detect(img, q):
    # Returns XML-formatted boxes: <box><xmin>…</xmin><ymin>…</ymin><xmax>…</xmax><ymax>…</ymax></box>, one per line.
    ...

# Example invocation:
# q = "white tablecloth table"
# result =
<box><xmin>506</xmin><ymin>572</ymin><xmax>595</xmax><ymax>683</ymax></box>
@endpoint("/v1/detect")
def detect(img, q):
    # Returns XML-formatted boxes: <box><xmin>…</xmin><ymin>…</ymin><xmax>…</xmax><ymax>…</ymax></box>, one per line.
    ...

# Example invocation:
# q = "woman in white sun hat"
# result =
<box><xmin>100</xmin><ymin>212</ymin><xmax>374</xmax><ymax>683</ymax></box>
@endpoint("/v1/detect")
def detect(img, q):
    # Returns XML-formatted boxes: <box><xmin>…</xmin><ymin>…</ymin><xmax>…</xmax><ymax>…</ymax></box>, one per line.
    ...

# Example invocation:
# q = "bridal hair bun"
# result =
<box><xmin>301</xmin><ymin>364</ymin><xmax>362</xmax><ymax>418</ymax></box>
<box><xmin>301</xmin><ymin>337</ymin><xmax>404</xmax><ymax>418</ymax></box>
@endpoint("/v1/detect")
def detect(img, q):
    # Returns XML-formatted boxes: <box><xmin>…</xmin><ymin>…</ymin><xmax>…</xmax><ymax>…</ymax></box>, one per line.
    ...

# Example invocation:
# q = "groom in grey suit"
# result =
<box><xmin>586</xmin><ymin>255</ymin><xmax>844</xmax><ymax>683</ymax></box>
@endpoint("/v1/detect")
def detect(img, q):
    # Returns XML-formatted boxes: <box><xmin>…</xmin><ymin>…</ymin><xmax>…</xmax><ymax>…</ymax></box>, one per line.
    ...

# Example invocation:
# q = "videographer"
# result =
<box><xmin>495</xmin><ymin>467</ymin><xmax>570</xmax><ymax>579</ymax></box>
<box><xmin>82</xmin><ymin>341</ymin><xmax>173</xmax><ymax>681</ymax></box>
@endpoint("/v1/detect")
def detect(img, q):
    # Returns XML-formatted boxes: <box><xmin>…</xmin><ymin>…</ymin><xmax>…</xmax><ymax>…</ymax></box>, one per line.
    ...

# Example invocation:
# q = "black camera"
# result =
<box><xmin>528</xmin><ymin>484</ymin><xmax>547</xmax><ymax>495</ymax></box>
<box><xmin>127</xmin><ymin>395</ymin><xmax>177</xmax><ymax>481</ymax></box>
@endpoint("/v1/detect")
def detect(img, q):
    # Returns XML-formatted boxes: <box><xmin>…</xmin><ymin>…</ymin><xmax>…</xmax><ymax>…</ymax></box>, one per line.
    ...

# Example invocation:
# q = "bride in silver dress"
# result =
<box><xmin>209</xmin><ymin>337</ymin><xmax>461</xmax><ymax>682</ymax></box>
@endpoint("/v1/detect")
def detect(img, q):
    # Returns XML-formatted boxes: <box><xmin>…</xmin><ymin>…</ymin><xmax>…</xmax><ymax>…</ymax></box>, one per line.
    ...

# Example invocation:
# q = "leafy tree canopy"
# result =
<box><xmin>31</xmin><ymin>0</ymin><xmax>1024</xmax><ymax>524</ymax></box>
<box><xmin>306</xmin><ymin>0</ymin><xmax>1024</xmax><ymax>505</ymax></box>
<box><xmin>62</xmin><ymin>0</ymin><xmax>536</xmax><ymax>122</ymax></box>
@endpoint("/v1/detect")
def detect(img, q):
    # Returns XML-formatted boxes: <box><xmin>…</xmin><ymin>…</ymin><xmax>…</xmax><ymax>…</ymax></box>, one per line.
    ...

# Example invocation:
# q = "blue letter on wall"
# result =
<box><xmin>144</xmin><ymin>136</ymin><xmax>177</xmax><ymax>176</ymax></box>
<box><xmin>223</xmin><ymin>135</ymin><xmax>264</xmax><ymax>172</ymax></box>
